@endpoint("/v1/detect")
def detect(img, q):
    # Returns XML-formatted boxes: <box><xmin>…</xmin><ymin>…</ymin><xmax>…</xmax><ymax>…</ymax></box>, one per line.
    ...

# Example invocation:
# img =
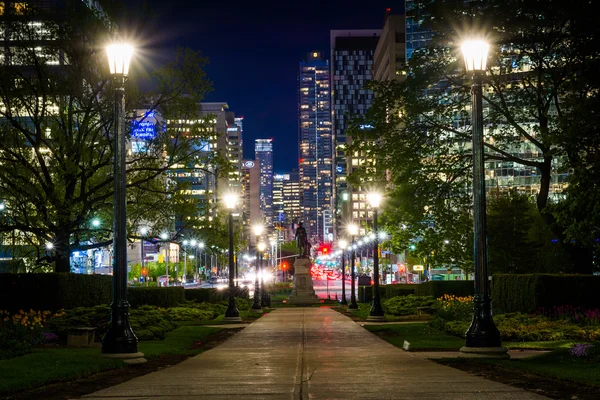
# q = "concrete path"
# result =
<box><xmin>83</xmin><ymin>308</ymin><xmax>547</xmax><ymax>399</ymax></box>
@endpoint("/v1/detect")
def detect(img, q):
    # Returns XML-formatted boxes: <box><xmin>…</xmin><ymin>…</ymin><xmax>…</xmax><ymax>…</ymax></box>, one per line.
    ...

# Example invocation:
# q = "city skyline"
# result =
<box><xmin>124</xmin><ymin>0</ymin><xmax>401</xmax><ymax>173</ymax></box>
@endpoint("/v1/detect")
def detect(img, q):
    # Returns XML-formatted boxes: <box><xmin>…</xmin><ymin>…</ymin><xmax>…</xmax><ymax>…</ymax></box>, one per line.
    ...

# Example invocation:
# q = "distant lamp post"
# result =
<box><xmin>460</xmin><ymin>39</ymin><xmax>506</xmax><ymax>357</ymax></box>
<box><xmin>182</xmin><ymin>240</ymin><xmax>189</xmax><ymax>286</ymax></box>
<box><xmin>256</xmin><ymin>241</ymin><xmax>266</xmax><ymax>311</ymax></box>
<box><xmin>102</xmin><ymin>43</ymin><xmax>143</xmax><ymax>360</ymax></box>
<box><xmin>160</xmin><ymin>232</ymin><xmax>170</xmax><ymax>286</ymax></box>
<box><xmin>347</xmin><ymin>223</ymin><xmax>359</xmax><ymax>309</ymax></box>
<box><xmin>339</xmin><ymin>239</ymin><xmax>348</xmax><ymax>305</ymax></box>
<box><xmin>223</xmin><ymin>194</ymin><xmax>241</xmax><ymax>321</ymax></box>
<box><xmin>140</xmin><ymin>227</ymin><xmax>148</xmax><ymax>286</ymax></box>
<box><xmin>367</xmin><ymin>192</ymin><xmax>385</xmax><ymax>321</ymax></box>
<box><xmin>251</xmin><ymin>225</ymin><xmax>264</xmax><ymax>313</ymax></box>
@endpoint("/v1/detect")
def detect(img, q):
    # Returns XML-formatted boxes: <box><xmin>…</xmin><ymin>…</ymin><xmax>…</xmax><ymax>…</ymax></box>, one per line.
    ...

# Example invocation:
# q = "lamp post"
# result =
<box><xmin>223</xmin><ymin>194</ymin><xmax>241</xmax><ymax>321</ymax></box>
<box><xmin>367</xmin><ymin>192</ymin><xmax>385</xmax><ymax>321</ymax></box>
<box><xmin>347</xmin><ymin>223</ymin><xmax>359</xmax><ymax>309</ymax></box>
<box><xmin>160</xmin><ymin>232</ymin><xmax>169</xmax><ymax>286</ymax></box>
<box><xmin>102</xmin><ymin>43</ymin><xmax>143</xmax><ymax>359</ymax></box>
<box><xmin>460</xmin><ymin>39</ymin><xmax>505</xmax><ymax>356</ymax></box>
<box><xmin>140</xmin><ymin>227</ymin><xmax>148</xmax><ymax>286</ymax></box>
<box><xmin>251</xmin><ymin>225</ymin><xmax>264</xmax><ymax>313</ymax></box>
<box><xmin>182</xmin><ymin>240</ymin><xmax>189</xmax><ymax>286</ymax></box>
<box><xmin>256</xmin><ymin>241</ymin><xmax>266</xmax><ymax>310</ymax></box>
<box><xmin>339</xmin><ymin>239</ymin><xmax>348</xmax><ymax>305</ymax></box>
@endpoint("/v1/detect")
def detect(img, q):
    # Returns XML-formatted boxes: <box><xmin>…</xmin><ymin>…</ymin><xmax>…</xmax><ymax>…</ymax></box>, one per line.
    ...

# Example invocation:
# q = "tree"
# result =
<box><xmin>0</xmin><ymin>4</ymin><xmax>219</xmax><ymax>272</ymax></box>
<box><xmin>347</xmin><ymin>0</ymin><xmax>600</xmax><ymax>273</ymax></box>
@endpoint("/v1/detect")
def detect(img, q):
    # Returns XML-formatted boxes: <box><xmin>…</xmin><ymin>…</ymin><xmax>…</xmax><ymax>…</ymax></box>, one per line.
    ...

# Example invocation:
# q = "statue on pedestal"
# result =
<box><xmin>294</xmin><ymin>222</ymin><xmax>310</xmax><ymax>258</ymax></box>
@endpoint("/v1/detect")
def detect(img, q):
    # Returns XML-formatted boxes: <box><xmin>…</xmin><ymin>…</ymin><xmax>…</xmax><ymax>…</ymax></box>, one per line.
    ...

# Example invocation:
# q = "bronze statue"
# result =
<box><xmin>295</xmin><ymin>222</ymin><xmax>310</xmax><ymax>258</ymax></box>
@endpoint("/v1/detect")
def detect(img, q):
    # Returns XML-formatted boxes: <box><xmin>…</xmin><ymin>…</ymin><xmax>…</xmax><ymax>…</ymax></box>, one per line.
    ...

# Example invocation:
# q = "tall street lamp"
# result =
<box><xmin>182</xmin><ymin>240</ymin><xmax>189</xmax><ymax>285</ymax></box>
<box><xmin>256</xmin><ymin>241</ymin><xmax>266</xmax><ymax>310</ymax></box>
<box><xmin>339</xmin><ymin>239</ymin><xmax>348</xmax><ymax>305</ymax></box>
<box><xmin>251</xmin><ymin>225</ymin><xmax>264</xmax><ymax>313</ymax></box>
<box><xmin>140</xmin><ymin>227</ymin><xmax>148</xmax><ymax>286</ymax></box>
<box><xmin>160</xmin><ymin>232</ymin><xmax>169</xmax><ymax>286</ymax></box>
<box><xmin>460</xmin><ymin>39</ymin><xmax>505</xmax><ymax>357</ymax></box>
<box><xmin>102</xmin><ymin>43</ymin><xmax>143</xmax><ymax>360</ymax></box>
<box><xmin>347</xmin><ymin>223</ymin><xmax>359</xmax><ymax>309</ymax></box>
<box><xmin>223</xmin><ymin>194</ymin><xmax>241</xmax><ymax>321</ymax></box>
<box><xmin>367</xmin><ymin>192</ymin><xmax>385</xmax><ymax>321</ymax></box>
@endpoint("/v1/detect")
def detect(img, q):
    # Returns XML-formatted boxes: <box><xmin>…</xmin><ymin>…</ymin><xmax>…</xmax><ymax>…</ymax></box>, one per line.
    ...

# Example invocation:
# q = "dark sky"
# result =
<box><xmin>125</xmin><ymin>0</ymin><xmax>402</xmax><ymax>173</ymax></box>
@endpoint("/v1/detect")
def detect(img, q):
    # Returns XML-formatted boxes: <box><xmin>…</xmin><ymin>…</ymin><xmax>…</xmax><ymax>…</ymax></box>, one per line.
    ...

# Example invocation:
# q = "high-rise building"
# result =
<box><xmin>373</xmin><ymin>15</ymin><xmax>407</xmax><ymax>81</ymax></box>
<box><xmin>225</xmin><ymin>111</ymin><xmax>243</xmax><ymax>192</ymax></box>
<box><xmin>241</xmin><ymin>159</ymin><xmax>261</xmax><ymax>230</ymax></box>
<box><xmin>330</xmin><ymin>31</ymin><xmax>380</xmax><ymax>237</ymax></box>
<box><xmin>273</xmin><ymin>171</ymin><xmax>301</xmax><ymax>226</ymax></box>
<box><xmin>298</xmin><ymin>51</ymin><xmax>332</xmax><ymax>242</ymax></box>
<box><xmin>405</xmin><ymin>0</ymin><xmax>434</xmax><ymax>61</ymax></box>
<box><xmin>255</xmin><ymin>139</ymin><xmax>274</xmax><ymax>226</ymax></box>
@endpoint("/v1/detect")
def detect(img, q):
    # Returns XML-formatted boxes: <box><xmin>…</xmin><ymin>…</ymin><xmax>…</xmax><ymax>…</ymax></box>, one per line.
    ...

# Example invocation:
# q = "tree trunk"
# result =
<box><xmin>53</xmin><ymin>230</ymin><xmax>72</xmax><ymax>273</ymax></box>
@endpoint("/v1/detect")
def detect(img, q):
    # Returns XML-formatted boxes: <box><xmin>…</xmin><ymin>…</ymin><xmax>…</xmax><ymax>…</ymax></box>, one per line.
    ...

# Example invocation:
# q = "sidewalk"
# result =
<box><xmin>82</xmin><ymin>308</ymin><xmax>548</xmax><ymax>400</ymax></box>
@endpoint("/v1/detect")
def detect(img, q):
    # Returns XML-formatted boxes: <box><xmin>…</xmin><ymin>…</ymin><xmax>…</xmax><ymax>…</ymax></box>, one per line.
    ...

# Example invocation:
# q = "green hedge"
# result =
<box><xmin>184</xmin><ymin>287</ymin><xmax>249</xmax><ymax>304</ymax></box>
<box><xmin>492</xmin><ymin>274</ymin><xmax>600</xmax><ymax>313</ymax></box>
<box><xmin>358</xmin><ymin>284</ymin><xmax>416</xmax><ymax>303</ymax></box>
<box><xmin>0</xmin><ymin>273</ymin><xmax>112</xmax><ymax>312</ymax></box>
<box><xmin>127</xmin><ymin>287</ymin><xmax>185</xmax><ymax>308</ymax></box>
<box><xmin>414</xmin><ymin>281</ymin><xmax>474</xmax><ymax>298</ymax></box>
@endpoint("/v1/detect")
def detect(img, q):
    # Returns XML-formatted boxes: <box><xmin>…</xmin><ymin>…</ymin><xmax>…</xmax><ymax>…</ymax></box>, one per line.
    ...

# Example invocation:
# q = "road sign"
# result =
<box><xmin>413</xmin><ymin>265</ymin><xmax>424</xmax><ymax>271</ymax></box>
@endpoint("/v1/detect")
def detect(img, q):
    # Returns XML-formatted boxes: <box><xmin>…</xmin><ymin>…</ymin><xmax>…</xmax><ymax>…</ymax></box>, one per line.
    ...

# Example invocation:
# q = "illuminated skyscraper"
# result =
<box><xmin>330</xmin><ymin>30</ymin><xmax>380</xmax><ymax>237</ymax></box>
<box><xmin>255</xmin><ymin>139</ymin><xmax>274</xmax><ymax>226</ymax></box>
<box><xmin>298</xmin><ymin>51</ymin><xmax>332</xmax><ymax>241</ymax></box>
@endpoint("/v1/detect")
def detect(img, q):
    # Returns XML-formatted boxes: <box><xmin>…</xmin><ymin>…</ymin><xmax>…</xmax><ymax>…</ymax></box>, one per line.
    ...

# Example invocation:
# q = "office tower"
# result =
<box><xmin>241</xmin><ymin>160</ymin><xmax>261</xmax><ymax>230</ymax></box>
<box><xmin>373</xmin><ymin>14</ymin><xmax>407</xmax><ymax>81</ymax></box>
<box><xmin>273</xmin><ymin>171</ymin><xmax>302</xmax><ymax>226</ymax></box>
<box><xmin>330</xmin><ymin>31</ymin><xmax>380</xmax><ymax>237</ymax></box>
<box><xmin>255</xmin><ymin>139</ymin><xmax>274</xmax><ymax>226</ymax></box>
<box><xmin>298</xmin><ymin>51</ymin><xmax>332</xmax><ymax>242</ymax></box>
<box><xmin>226</xmin><ymin>112</ymin><xmax>243</xmax><ymax>191</ymax></box>
<box><xmin>405</xmin><ymin>0</ymin><xmax>434</xmax><ymax>61</ymax></box>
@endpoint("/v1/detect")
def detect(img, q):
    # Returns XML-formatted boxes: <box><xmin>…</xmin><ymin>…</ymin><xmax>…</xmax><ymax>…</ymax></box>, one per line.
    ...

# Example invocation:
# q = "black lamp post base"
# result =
<box><xmin>223</xmin><ymin>316</ymin><xmax>243</xmax><ymax>322</ymax></box>
<box><xmin>464</xmin><ymin>296</ymin><xmax>502</xmax><ymax>348</ymax></box>
<box><xmin>225</xmin><ymin>292</ymin><xmax>240</xmax><ymax>319</ymax></box>
<box><xmin>340</xmin><ymin>298</ymin><xmax>348</xmax><ymax>305</ymax></box>
<box><xmin>261</xmin><ymin>293</ymin><xmax>272</xmax><ymax>308</ymax></box>
<box><xmin>102</xmin><ymin>303</ymin><xmax>139</xmax><ymax>355</ymax></box>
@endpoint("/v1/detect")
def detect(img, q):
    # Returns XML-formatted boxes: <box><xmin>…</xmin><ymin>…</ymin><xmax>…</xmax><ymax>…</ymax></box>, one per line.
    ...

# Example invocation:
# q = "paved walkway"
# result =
<box><xmin>83</xmin><ymin>308</ymin><xmax>547</xmax><ymax>399</ymax></box>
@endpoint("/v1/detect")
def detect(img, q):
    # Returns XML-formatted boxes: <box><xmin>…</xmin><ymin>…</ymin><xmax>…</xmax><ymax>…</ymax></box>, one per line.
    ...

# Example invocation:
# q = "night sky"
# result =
<box><xmin>125</xmin><ymin>0</ymin><xmax>403</xmax><ymax>173</ymax></box>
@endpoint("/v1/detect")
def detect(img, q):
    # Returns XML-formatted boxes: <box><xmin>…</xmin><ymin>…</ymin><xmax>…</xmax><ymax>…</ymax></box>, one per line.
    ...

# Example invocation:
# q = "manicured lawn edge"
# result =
<box><xmin>0</xmin><ymin>325</ymin><xmax>227</xmax><ymax>395</ymax></box>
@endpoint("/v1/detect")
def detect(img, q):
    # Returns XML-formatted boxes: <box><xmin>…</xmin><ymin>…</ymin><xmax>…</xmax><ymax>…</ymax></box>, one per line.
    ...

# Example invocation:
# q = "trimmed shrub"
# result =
<box><xmin>185</xmin><ymin>288</ymin><xmax>224</xmax><ymax>303</ymax></box>
<box><xmin>383</xmin><ymin>295</ymin><xmax>437</xmax><ymax>316</ymax></box>
<box><xmin>128</xmin><ymin>287</ymin><xmax>185</xmax><ymax>308</ymax></box>
<box><xmin>358</xmin><ymin>284</ymin><xmax>415</xmax><ymax>303</ymax></box>
<box><xmin>415</xmin><ymin>281</ymin><xmax>474</xmax><ymax>298</ymax></box>
<box><xmin>492</xmin><ymin>274</ymin><xmax>600</xmax><ymax>314</ymax></box>
<box><xmin>0</xmin><ymin>273</ymin><xmax>111</xmax><ymax>312</ymax></box>
<box><xmin>385</xmin><ymin>284</ymin><xmax>416</xmax><ymax>298</ymax></box>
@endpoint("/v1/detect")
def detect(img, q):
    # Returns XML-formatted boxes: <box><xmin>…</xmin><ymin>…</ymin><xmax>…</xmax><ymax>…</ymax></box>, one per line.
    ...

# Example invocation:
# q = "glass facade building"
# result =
<box><xmin>255</xmin><ymin>139</ymin><xmax>274</xmax><ymax>226</ymax></box>
<box><xmin>298</xmin><ymin>51</ymin><xmax>332</xmax><ymax>242</ymax></box>
<box><xmin>330</xmin><ymin>31</ymin><xmax>380</xmax><ymax>239</ymax></box>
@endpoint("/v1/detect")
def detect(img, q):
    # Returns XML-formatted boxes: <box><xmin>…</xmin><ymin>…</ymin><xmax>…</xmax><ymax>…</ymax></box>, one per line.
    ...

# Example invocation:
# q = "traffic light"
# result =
<box><xmin>319</xmin><ymin>243</ymin><xmax>331</xmax><ymax>255</ymax></box>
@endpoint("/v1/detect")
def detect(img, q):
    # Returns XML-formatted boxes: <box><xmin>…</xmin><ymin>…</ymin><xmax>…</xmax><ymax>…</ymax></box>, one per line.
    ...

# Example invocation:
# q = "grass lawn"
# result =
<box><xmin>0</xmin><ymin>325</ymin><xmax>224</xmax><ymax>395</ymax></box>
<box><xmin>442</xmin><ymin>349</ymin><xmax>600</xmax><ymax>388</ymax></box>
<box><xmin>365</xmin><ymin>323</ymin><xmax>465</xmax><ymax>350</ymax></box>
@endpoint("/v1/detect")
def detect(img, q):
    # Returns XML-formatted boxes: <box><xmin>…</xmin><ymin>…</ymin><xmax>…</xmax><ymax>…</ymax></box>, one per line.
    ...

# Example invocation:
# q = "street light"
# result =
<box><xmin>140</xmin><ymin>227</ymin><xmax>148</xmax><ymax>286</ymax></box>
<box><xmin>182</xmin><ymin>240</ymin><xmax>189</xmax><ymax>286</ymax></box>
<box><xmin>251</xmin><ymin>225</ymin><xmax>264</xmax><ymax>313</ymax></box>
<box><xmin>223</xmin><ymin>194</ymin><xmax>241</xmax><ymax>321</ymax></box>
<box><xmin>347</xmin><ymin>223</ymin><xmax>359</xmax><ymax>309</ymax></box>
<box><xmin>92</xmin><ymin>218</ymin><xmax>101</xmax><ymax>228</ymax></box>
<box><xmin>255</xmin><ymin>241</ymin><xmax>266</xmax><ymax>311</ymax></box>
<box><xmin>160</xmin><ymin>232</ymin><xmax>170</xmax><ymax>286</ymax></box>
<box><xmin>101</xmin><ymin>42</ymin><xmax>142</xmax><ymax>360</ymax></box>
<box><xmin>460</xmin><ymin>39</ymin><xmax>505</xmax><ymax>356</ymax></box>
<box><xmin>339</xmin><ymin>239</ymin><xmax>348</xmax><ymax>305</ymax></box>
<box><xmin>367</xmin><ymin>192</ymin><xmax>385</xmax><ymax>321</ymax></box>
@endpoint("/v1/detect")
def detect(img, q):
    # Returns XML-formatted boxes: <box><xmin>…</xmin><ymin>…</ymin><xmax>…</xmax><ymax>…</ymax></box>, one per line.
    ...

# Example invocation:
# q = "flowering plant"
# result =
<box><xmin>569</xmin><ymin>343</ymin><xmax>600</xmax><ymax>361</ymax></box>
<box><xmin>436</xmin><ymin>294</ymin><xmax>473</xmax><ymax>321</ymax></box>
<box><xmin>0</xmin><ymin>309</ymin><xmax>65</xmax><ymax>360</ymax></box>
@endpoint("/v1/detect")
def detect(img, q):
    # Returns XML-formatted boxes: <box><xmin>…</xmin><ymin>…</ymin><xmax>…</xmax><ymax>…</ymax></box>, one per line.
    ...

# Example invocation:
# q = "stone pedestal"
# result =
<box><xmin>287</xmin><ymin>258</ymin><xmax>319</xmax><ymax>305</ymax></box>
